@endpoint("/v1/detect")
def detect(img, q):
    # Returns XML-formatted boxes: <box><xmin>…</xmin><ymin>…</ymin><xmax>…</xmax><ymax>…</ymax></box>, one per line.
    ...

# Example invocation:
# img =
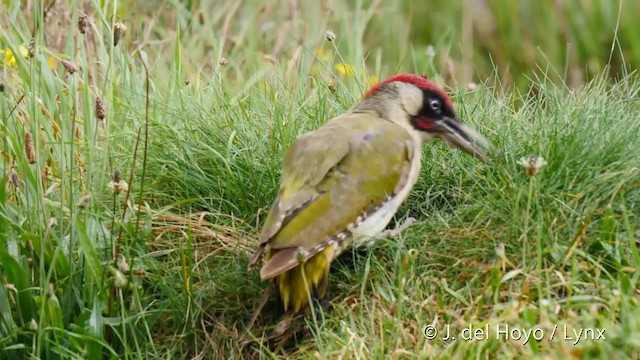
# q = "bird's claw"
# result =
<box><xmin>380</xmin><ymin>216</ymin><xmax>416</xmax><ymax>238</ymax></box>
<box><xmin>363</xmin><ymin>217</ymin><xmax>417</xmax><ymax>248</ymax></box>
<box><xmin>273</xmin><ymin>312</ymin><xmax>294</xmax><ymax>337</ymax></box>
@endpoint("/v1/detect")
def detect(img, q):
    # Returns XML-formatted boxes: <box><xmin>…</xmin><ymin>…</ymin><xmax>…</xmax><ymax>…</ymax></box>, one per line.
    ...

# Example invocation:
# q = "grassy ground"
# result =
<box><xmin>1</xmin><ymin>0</ymin><xmax>639</xmax><ymax>358</ymax></box>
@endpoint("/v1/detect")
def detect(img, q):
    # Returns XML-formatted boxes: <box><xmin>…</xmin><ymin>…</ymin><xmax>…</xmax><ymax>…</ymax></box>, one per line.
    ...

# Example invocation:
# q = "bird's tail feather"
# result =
<box><xmin>275</xmin><ymin>245</ymin><xmax>335</xmax><ymax>312</ymax></box>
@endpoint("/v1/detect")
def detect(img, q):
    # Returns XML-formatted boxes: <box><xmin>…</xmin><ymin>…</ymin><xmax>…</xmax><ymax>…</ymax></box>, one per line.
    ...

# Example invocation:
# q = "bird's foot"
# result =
<box><xmin>362</xmin><ymin>217</ymin><xmax>416</xmax><ymax>249</ymax></box>
<box><xmin>309</xmin><ymin>287</ymin><xmax>329</xmax><ymax>325</ymax></box>
<box><xmin>380</xmin><ymin>216</ymin><xmax>416</xmax><ymax>238</ymax></box>
<box><xmin>273</xmin><ymin>287</ymin><xmax>330</xmax><ymax>339</ymax></box>
<box><xmin>273</xmin><ymin>311</ymin><xmax>295</xmax><ymax>338</ymax></box>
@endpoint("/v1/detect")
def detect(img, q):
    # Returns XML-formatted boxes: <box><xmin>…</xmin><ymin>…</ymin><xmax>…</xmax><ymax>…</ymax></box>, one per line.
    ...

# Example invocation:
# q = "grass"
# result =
<box><xmin>1</xmin><ymin>0</ymin><xmax>640</xmax><ymax>358</ymax></box>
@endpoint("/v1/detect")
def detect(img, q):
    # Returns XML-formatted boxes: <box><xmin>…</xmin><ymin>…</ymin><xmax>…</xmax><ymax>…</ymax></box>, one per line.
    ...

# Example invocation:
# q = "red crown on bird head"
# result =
<box><xmin>364</xmin><ymin>73</ymin><xmax>453</xmax><ymax>109</ymax></box>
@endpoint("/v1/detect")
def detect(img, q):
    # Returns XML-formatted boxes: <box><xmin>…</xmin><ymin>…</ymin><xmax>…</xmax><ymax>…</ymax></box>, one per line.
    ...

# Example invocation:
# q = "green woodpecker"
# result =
<box><xmin>248</xmin><ymin>74</ymin><xmax>492</xmax><ymax>314</ymax></box>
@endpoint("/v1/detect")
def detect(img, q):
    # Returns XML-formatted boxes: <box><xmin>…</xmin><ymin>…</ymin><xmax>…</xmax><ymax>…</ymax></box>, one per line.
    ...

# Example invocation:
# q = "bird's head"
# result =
<box><xmin>354</xmin><ymin>73</ymin><xmax>493</xmax><ymax>161</ymax></box>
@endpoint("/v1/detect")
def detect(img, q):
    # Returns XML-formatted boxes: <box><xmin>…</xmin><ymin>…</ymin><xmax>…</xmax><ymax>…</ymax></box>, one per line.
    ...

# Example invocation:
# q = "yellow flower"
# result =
<box><xmin>366</xmin><ymin>75</ymin><xmax>378</xmax><ymax>86</ymax></box>
<box><xmin>1</xmin><ymin>45</ymin><xmax>29</xmax><ymax>67</ymax></box>
<box><xmin>47</xmin><ymin>56</ymin><xmax>56</xmax><ymax>70</ymax></box>
<box><xmin>335</xmin><ymin>63</ymin><xmax>355</xmax><ymax>77</ymax></box>
<box><xmin>358</xmin><ymin>69</ymin><xmax>378</xmax><ymax>87</ymax></box>
<box><xmin>314</xmin><ymin>48</ymin><xmax>330</xmax><ymax>61</ymax></box>
<box><xmin>0</xmin><ymin>50</ymin><xmax>14</xmax><ymax>67</ymax></box>
<box><xmin>1</xmin><ymin>45</ymin><xmax>54</xmax><ymax>69</ymax></box>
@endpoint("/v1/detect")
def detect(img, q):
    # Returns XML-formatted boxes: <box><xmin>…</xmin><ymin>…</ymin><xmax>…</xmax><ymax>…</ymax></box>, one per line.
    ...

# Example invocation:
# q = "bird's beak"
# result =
<box><xmin>436</xmin><ymin>117</ymin><xmax>493</xmax><ymax>162</ymax></box>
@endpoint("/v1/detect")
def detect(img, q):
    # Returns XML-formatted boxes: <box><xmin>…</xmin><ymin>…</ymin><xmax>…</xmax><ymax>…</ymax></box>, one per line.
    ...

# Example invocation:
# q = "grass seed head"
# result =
<box><xmin>426</xmin><ymin>44</ymin><xmax>435</xmax><ymax>58</ymax></box>
<box><xmin>62</xmin><ymin>60</ymin><xmax>77</xmax><ymax>74</ymax></box>
<box><xmin>518</xmin><ymin>154</ymin><xmax>548</xmax><ymax>177</ymax></box>
<box><xmin>327</xmin><ymin>79</ymin><xmax>337</xmax><ymax>93</ymax></box>
<box><xmin>108</xmin><ymin>168</ymin><xmax>128</xmax><ymax>194</ymax></box>
<box><xmin>95</xmin><ymin>96</ymin><xmax>106</xmax><ymax>120</ymax></box>
<box><xmin>113</xmin><ymin>22</ymin><xmax>126</xmax><ymax>46</ymax></box>
<box><xmin>119</xmin><ymin>259</ymin><xmax>130</xmax><ymax>273</ymax></box>
<box><xmin>114</xmin><ymin>269</ymin><xmax>127</xmax><ymax>288</ymax></box>
<box><xmin>113</xmin><ymin>168</ymin><xmax>121</xmax><ymax>183</ymax></box>
<box><xmin>77</xmin><ymin>13</ymin><xmax>88</xmax><ymax>34</ymax></box>
<box><xmin>24</xmin><ymin>131</ymin><xmax>35</xmax><ymax>164</ymax></box>
<box><xmin>46</xmin><ymin>283</ymin><xmax>55</xmax><ymax>298</ymax></box>
<box><xmin>47</xmin><ymin>217</ymin><xmax>58</xmax><ymax>229</ymax></box>
<box><xmin>107</xmin><ymin>178</ymin><xmax>128</xmax><ymax>195</ymax></box>
<box><xmin>78</xmin><ymin>193</ymin><xmax>92</xmax><ymax>209</ymax></box>
<box><xmin>27</xmin><ymin>38</ymin><xmax>35</xmax><ymax>58</ymax></box>
<box><xmin>9</xmin><ymin>170</ymin><xmax>19</xmax><ymax>187</ymax></box>
<box><xmin>325</xmin><ymin>30</ymin><xmax>336</xmax><ymax>41</ymax></box>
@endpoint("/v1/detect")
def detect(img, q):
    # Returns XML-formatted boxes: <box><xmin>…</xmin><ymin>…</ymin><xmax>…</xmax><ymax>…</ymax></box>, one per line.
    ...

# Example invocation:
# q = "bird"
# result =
<box><xmin>247</xmin><ymin>73</ymin><xmax>492</xmax><ymax>318</ymax></box>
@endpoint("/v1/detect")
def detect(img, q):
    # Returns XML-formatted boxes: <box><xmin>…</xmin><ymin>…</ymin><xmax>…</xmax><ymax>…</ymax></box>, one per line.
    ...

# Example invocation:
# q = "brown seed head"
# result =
<box><xmin>78</xmin><ymin>193</ymin><xmax>92</xmax><ymax>208</ymax></box>
<box><xmin>95</xmin><ymin>96</ymin><xmax>105</xmax><ymax>120</ymax></box>
<box><xmin>77</xmin><ymin>13</ymin><xmax>88</xmax><ymax>34</ymax></box>
<box><xmin>62</xmin><ymin>60</ymin><xmax>77</xmax><ymax>74</ymax></box>
<box><xmin>9</xmin><ymin>171</ymin><xmax>19</xmax><ymax>187</ymax></box>
<box><xmin>327</xmin><ymin>79</ymin><xmax>337</xmax><ymax>93</ymax></box>
<box><xmin>27</xmin><ymin>38</ymin><xmax>35</xmax><ymax>58</ymax></box>
<box><xmin>113</xmin><ymin>22</ymin><xmax>126</xmax><ymax>46</ymax></box>
<box><xmin>113</xmin><ymin>168</ymin><xmax>121</xmax><ymax>183</ymax></box>
<box><xmin>24</xmin><ymin>131</ymin><xmax>36</xmax><ymax>164</ymax></box>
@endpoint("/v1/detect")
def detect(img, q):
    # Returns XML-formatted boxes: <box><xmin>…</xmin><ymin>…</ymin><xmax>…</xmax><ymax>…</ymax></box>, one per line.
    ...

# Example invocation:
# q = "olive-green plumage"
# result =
<box><xmin>247</xmin><ymin>74</ymin><xmax>492</xmax><ymax>315</ymax></box>
<box><xmin>250</xmin><ymin>114</ymin><xmax>415</xmax><ymax>312</ymax></box>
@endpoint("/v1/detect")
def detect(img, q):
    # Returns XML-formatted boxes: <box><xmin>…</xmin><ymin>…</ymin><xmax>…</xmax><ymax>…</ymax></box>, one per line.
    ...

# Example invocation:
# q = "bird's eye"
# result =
<box><xmin>429</xmin><ymin>98</ymin><xmax>441</xmax><ymax>112</ymax></box>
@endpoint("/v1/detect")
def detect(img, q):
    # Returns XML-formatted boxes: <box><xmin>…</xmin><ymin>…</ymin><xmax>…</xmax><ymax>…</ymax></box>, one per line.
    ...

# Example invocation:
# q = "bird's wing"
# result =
<box><xmin>248</xmin><ymin>113</ymin><xmax>416</xmax><ymax>279</ymax></box>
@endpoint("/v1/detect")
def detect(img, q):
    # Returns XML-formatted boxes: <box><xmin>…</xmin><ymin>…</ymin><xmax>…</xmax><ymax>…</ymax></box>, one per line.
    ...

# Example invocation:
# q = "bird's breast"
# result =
<box><xmin>351</xmin><ymin>139</ymin><xmax>423</xmax><ymax>246</ymax></box>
